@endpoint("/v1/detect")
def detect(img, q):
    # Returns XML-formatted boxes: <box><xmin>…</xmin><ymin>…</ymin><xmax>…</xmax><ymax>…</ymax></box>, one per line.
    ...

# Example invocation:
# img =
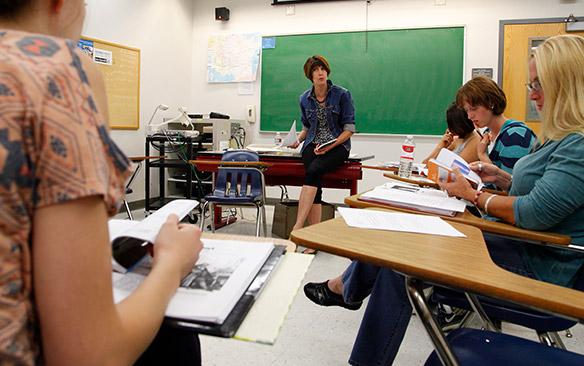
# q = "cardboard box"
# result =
<box><xmin>271</xmin><ymin>201</ymin><xmax>335</xmax><ymax>239</ymax></box>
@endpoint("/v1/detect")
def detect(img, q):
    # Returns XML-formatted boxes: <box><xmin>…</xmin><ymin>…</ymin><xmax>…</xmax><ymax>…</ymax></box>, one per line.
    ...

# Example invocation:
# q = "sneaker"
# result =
<box><xmin>303</xmin><ymin>281</ymin><xmax>362</xmax><ymax>311</ymax></box>
<box><xmin>435</xmin><ymin>306</ymin><xmax>470</xmax><ymax>331</ymax></box>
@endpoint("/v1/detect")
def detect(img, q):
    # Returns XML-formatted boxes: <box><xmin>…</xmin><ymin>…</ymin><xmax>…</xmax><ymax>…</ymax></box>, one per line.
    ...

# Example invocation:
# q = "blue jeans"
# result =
<box><xmin>341</xmin><ymin>261</ymin><xmax>412</xmax><ymax>366</ymax></box>
<box><xmin>340</xmin><ymin>234</ymin><xmax>572</xmax><ymax>366</ymax></box>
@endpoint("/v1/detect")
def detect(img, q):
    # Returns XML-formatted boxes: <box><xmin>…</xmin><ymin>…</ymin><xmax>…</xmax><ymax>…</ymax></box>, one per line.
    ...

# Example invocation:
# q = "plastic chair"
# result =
<box><xmin>431</xmin><ymin>287</ymin><xmax>576</xmax><ymax>348</ymax></box>
<box><xmin>199</xmin><ymin>150</ymin><xmax>267</xmax><ymax>236</ymax></box>
<box><xmin>424</xmin><ymin>328</ymin><xmax>584</xmax><ymax>366</ymax></box>
<box><xmin>431</xmin><ymin>260</ymin><xmax>584</xmax><ymax>349</ymax></box>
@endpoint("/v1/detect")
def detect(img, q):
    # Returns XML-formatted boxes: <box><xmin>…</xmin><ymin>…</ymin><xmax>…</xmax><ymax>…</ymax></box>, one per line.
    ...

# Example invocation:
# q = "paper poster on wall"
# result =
<box><xmin>238</xmin><ymin>82</ymin><xmax>254</xmax><ymax>95</ymax></box>
<box><xmin>93</xmin><ymin>48</ymin><xmax>113</xmax><ymax>65</ymax></box>
<box><xmin>207</xmin><ymin>33</ymin><xmax>261</xmax><ymax>83</ymax></box>
<box><xmin>77</xmin><ymin>39</ymin><xmax>94</xmax><ymax>58</ymax></box>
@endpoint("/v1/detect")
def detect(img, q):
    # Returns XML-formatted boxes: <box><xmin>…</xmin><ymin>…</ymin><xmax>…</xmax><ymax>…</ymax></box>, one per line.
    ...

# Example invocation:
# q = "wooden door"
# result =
<box><xmin>501</xmin><ymin>23</ymin><xmax>584</xmax><ymax>136</ymax></box>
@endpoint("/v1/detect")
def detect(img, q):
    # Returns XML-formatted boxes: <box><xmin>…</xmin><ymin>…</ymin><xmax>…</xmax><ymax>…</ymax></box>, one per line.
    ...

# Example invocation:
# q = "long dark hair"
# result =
<box><xmin>446</xmin><ymin>103</ymin><xmax>475</xmax><ymax>139</ymax></box>
<box><xmin>0</xmin><ymin>0</ymin><xmax>31</xmax><ymax>17</ymax></box>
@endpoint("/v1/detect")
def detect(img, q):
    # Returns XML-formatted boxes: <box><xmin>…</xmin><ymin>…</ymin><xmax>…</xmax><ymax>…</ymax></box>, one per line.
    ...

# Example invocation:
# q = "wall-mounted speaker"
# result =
<box><xmin>215</xmin><ymin>7</ymin><xmax>230</xmax><ymax>21</ymax></box>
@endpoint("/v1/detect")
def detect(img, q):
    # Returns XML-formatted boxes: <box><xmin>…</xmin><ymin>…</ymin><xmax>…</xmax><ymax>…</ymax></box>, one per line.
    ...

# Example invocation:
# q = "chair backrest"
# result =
<box><xmin>214</xmin><ymin>167</ymin><xmax>264</xmax><ymax>199</ymax></box>
<box><xmin>222</xmin><ymin>150</ymin><xmax>259</xmax><ymax>162</ymax></box>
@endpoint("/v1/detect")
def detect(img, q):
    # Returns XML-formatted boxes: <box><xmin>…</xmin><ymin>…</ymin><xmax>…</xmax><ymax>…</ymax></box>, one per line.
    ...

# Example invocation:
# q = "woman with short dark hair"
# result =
<box><xmin>288</xmin><ymin>55</ymin><xmax>355</xmax><ymax>248</ymax></box>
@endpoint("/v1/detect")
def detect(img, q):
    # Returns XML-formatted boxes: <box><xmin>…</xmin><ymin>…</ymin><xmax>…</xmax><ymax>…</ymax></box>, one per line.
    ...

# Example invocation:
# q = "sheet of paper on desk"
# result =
<box><xmin>373</xmin><ymin>183</ymin><xmax>467</xmax><ymax>213</ymax></box>
<box><xmin>338</xmin><ymin>207</ymin><xmax>465</xmax><ymax>237</ymax></box>
<box><xmin>278</xmin><ymin>120</ymin><xmax>298</xmax><ymax>148</ymax></box>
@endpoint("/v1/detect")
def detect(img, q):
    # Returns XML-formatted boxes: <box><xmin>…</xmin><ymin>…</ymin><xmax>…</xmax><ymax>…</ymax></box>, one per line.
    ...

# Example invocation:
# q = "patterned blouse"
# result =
<box><xmin>313</xmin><ymin>103</ymin><xmax>336</xmax><ymax>145</ymax></box>
<box><xmin>0</xmin><ymin>30</ymin><xmax>131</xmax><ymax>365</ymax></box>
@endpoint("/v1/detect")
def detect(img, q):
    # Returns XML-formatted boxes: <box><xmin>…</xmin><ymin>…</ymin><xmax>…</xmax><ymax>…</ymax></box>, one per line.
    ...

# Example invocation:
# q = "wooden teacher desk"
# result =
<box><xmin>193</xmin><ymin>151</ymin><xmax>374</xmax><ymax>196</ymax></box>
<box><xmin>344</xmin><ymin>192</ymin><xmax>572</xmax><ymax>246</ymax></box>
<box><xmin>289</xmin><ymin>215</ymin><xmax>584</xmax><ymax>364</ymax></box>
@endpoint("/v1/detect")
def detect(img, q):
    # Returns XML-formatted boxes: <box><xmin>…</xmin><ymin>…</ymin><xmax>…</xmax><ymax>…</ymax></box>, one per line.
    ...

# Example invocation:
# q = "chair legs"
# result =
<box><xmin>200</xmin><ymin>201</ymin><xmax>266</xmax><ymax>237</ymax></box>
<box><xmin>199</xmin><ymin>201</ymin><xmax>209</xmax><ymax>231</ymax></box>
<box><xmin>255</xmin><ymin>205</ymin><xmax>261</xmax><ymax>237</ymax></box>
<box><xmin>261</xmin><ymin>204</ymin><xmax>267</xmax><ymax>237</ymax></box>
<box><xmin>124</xmin><ymin>199</ymin><xmax>133</xmax><ymax>220</ymax></box>
<box><xmin>209</xmin><ymin>202</ymin><xmax>216</xmax><ymax>233</ymax></box>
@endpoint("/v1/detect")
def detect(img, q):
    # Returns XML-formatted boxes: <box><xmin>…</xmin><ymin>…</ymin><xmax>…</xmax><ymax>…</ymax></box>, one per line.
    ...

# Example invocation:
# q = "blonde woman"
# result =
<box><xmin>304</xmin><ymin>34</ymin><xmax>584</xmax><ymax>366</ymax></box>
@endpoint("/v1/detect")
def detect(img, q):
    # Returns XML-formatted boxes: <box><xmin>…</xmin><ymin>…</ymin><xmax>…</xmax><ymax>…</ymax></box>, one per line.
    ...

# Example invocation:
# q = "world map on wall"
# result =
<box><xmin>207</xmin><ymin>33</ymin><xmax>261</xmax><ymax>83</ymax></box>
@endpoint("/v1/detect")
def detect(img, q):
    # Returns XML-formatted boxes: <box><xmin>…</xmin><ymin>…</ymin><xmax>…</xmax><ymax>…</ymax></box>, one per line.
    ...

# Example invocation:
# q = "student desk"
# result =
<box><xmin>363</xmin><ymin>164</ymin><xmax>439</xmax><ymax>188</ymax></box>
<box><xmin>289</xmin><ymin>214</ymin><xmax>584</xmax><ymax>364</ymax></box>
<box><xmin>194</xmin><ymin>151</ymin><xmax>374</xmax><ymax>196</ymax></box>
<box><xmin>344</xmin><ymin>192</ymin><xmax>572</xmax><ymax>246</ymax></box>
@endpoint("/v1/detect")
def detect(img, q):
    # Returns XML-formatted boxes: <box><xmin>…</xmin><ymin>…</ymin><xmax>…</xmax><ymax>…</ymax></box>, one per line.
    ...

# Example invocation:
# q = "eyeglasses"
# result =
<box><xmin>526</xmin><ymin>80</ymin><xmax>542</xmax><ymax>93</ymax></box>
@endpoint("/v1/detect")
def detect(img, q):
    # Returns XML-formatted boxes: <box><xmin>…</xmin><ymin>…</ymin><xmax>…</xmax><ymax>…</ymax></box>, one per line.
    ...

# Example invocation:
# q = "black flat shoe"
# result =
<box><xmin>303</xmin><ymin>281</ymin><xmax>362</xmax><ymax>311</ymax></box>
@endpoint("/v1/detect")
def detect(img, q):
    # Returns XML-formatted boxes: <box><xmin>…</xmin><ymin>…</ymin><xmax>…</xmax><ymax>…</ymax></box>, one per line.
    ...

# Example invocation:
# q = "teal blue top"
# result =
<box><xmin>511</xmin><ymin>133</ymin><xmax>584</xmax><ymax>287</ymax></box>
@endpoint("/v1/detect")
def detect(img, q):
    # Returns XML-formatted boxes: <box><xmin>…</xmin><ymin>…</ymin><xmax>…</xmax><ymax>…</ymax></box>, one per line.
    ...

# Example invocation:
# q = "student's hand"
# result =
<box><xmin>153</xmin><ymin>214</ymin><xmax>203</xmax><ymax>280</ymax></box>
<box><xmin>314</xmin><ymin>143</ymin><xmax>333</xmax><ymax>155</ymax></box>
<box><xmin>439</xmin><ymin>129</ymin><xmax>454</xmax><ymax>148</ymax></box>
<box><xmin>288</xmin><ymin>139</ymin><xmax>301</xmax><ymax>149</ymax></box>
<box><xmin>439</xmin><ymin>168</ymin><xmax>476</xmax><ymax>202</ymax></box>
<box><xmin>477</xmin><ymin>132</ymin><xmax>492</xmax><ymax>158</ymax></box>
<box><xmin>469</xmin><ymin>161</ymin><xmax>504</xmax><ymax>185</ymax></box>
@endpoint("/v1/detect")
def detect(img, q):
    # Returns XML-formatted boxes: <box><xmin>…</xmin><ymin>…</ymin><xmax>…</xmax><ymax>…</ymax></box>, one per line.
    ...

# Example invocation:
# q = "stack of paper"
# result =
<box><xmin>359</xmin><ymin>182</ymin><xmax>467</xmax><ymax>217</ymax></box>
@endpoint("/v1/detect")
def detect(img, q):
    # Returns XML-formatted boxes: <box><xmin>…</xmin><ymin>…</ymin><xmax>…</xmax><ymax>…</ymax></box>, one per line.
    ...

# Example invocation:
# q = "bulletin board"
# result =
<box><xmin>79</xmin><ymin>37</ymin><xmax>141</xmax><ymax>130</ymax></box>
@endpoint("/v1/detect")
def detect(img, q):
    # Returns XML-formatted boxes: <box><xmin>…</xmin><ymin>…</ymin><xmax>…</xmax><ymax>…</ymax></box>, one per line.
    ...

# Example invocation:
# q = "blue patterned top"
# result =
<box><xmin>489</xmin><ymin>119</ymin><xmax>537</xmax><ymax>174</ymax></box>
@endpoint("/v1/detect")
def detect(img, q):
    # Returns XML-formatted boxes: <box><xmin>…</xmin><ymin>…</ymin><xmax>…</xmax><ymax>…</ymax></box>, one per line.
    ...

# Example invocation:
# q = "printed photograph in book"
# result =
<box><xmin>181</xmin><ymin>249</ymin><xmax>245</xmax><ymax>291</ymax></box>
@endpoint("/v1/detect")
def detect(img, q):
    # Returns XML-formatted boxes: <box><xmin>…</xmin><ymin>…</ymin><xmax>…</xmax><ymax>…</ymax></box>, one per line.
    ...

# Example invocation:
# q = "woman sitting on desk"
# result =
<box><xmin>457</xmin><ymin>76</ymin><xmax>537</xmax><ymax>175</ymax></box>
<box><xmin>303</xmin><ymin>34</ymin><xmax>584</xmax><ymax>366</ymax></box>
<box><xmin>288</xmin><ymin>55</ymin><xmax>355</xmax><ymax>250</ymax></box>
<box><xmin>0</xmin><ymin>1</ymin><xmax>202</xmax><ymax>365</ymax></box>
<box><xmin>422</xmin><ymin>102</ymin><xmax>481</xmax><ymax>164</ymax></box>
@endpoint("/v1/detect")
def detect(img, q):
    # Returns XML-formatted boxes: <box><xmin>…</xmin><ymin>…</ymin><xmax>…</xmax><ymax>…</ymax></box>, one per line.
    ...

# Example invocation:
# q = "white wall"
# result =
<box><xmin>83</xmin><ymin>0</ymin><xmax>195</xmax><ymax>202</ymax></box>
<box><xmin>82</xmin><ymin>0</ymin><xmax>582</xmax><ymax>205</ymax></box>
<box><xmin>190</xmin><ymin>0</ymin><xmax>582</xmax><ymax>203</ymax></box>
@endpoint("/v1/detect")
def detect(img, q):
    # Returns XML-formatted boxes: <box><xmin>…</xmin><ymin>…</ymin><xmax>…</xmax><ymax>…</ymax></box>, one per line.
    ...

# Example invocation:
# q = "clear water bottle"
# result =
<box><xmin>274</xmin><ymin>132</ymin><xmax>282</xmax><ymax>146</ymax></box>
<box><xmin>398</xmin><ymin>135</ymin><xmax>415</xmax><ymax>178</ymax></box>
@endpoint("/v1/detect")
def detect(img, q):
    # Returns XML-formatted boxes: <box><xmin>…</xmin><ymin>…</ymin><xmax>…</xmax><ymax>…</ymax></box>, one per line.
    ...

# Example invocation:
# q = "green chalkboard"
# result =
<box><xmin>260</xmin><ymin>27</ymin><xmax>464</xmax><ymax>135</ymax></box>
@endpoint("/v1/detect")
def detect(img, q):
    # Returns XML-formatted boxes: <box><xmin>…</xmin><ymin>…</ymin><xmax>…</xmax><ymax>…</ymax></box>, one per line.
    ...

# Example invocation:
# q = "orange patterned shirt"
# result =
<box><xmin>0</xmin><ymin>30</ymin><xmax>131</xmax><ymax>365</ymax></box>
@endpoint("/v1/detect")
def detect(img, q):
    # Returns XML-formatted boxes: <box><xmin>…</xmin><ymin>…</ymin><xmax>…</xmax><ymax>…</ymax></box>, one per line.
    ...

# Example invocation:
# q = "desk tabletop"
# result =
<box><xmin>128</xmin><ymin>156</ymin><xmax>165</xmax><ymax>162</ymax></box>
<box><xmin>345</xmin><ymin>192</ymin><xmax>571</xmax><ymax>246</ymax></box>
<box><xmin>189</xmin><ymin>160</ymin><xmax>273</xmax><ymax>168</ymax></box>
<box><xmin>197</xmin><ymin>150</ymin><xmax>374</xmax><ymax>162</ymax></box>
<box><xmin>201</xmin><ymin>232</ymin><xmax>296</xmax><ymax>252</ymax></box>
<box><xmin>290</xmin><ymin>215</ymin><xmax>584</xmax><ymax>320</ymax></box>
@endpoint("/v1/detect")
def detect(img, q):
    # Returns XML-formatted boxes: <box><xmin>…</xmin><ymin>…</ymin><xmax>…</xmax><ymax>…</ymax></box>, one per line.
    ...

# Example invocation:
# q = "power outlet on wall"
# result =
<box><xmin>246</xmin><ymin>105</ymin><xmax>256</xmax><ymax>123</ymax></box>
<box><xmin>286</xmin><ymin>5</ymin><xmax>295</xmax><ymax>16</ymax></box>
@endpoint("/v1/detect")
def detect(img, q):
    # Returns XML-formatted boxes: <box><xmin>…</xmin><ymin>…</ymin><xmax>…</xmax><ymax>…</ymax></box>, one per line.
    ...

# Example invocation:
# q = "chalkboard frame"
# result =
<box><xmin>259</xmin><ymin>26</ymin><xmax>465</xmax><ymax>136</ymax></box>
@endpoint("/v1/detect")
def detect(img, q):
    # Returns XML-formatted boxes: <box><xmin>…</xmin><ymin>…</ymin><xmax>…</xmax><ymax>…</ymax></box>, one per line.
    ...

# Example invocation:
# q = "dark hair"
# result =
<box><xmin>0</xmin><ymin>0</ymin><xmax>31</xmax><ymax>17</ymax></box>
<box><xmin>303</xmin><ymin>55</ymin><xmax>331</xmax><ymax>81</ymax></box>
<box><xmin>455</xmin><ymin>76</ymin><xmax>507</xmax><ymax>115</ymax></box>
<box><xmin>446</xmin><ymin>103</ymin><xmax>475</xmax><ymax>138</ymax></box>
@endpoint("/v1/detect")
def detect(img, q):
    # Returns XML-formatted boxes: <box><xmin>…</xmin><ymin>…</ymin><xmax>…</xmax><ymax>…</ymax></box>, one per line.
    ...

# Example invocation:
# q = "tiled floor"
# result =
<box><xmin>123</xmin><ymin>205</ymin><xmax>584</xmax><ymax>365</ymax></box>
